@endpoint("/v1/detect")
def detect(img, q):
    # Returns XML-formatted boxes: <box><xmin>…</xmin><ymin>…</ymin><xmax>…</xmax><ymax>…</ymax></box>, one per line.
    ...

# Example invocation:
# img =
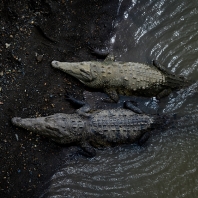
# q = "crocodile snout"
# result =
<box><xmin>11</xmin><ymin>117</ymin><xmax>22</xmax><ymax>125</ymax></box>
<box><xmin>51</xmin><ymin>60</ymin><xmax>59</xmax><ymax>68</ymax></box>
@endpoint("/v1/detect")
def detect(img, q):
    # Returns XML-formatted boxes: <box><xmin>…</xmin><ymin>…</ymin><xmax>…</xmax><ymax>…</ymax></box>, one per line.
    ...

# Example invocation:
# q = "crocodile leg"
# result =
<box><xmin>124</xmin><ymin>101</ymin><xmax>144</xmax><ymax>114</ymax></box>
<box><xmin>66</xmin><ymin>95</ymin><xmax>91</xmax><ymax>116</ymax></box>
<box><xmin>76</xmin><ymin>104</ymin><xmax>91</xmax><ymax>117</ymax></box>
<box><xmin>79</xmin><ymin>142</ymin><xmax>96</xmax><ymax>157</ymax></box>
<box><xmin>153</xmin><ymin>60</ymin><xmax>168</xmax><ymax>74</ymax></box>
<box><xmin>153</xmin><ymin>60</ymin><xmax>175</xmax><ymax>76</ymax></box>
<box><xmin>104</xmin><ymin>54</ymin><xmax>115</xmax><ymax>61</ymax></box>
<box><xmin>156</xmin><ymin>88</ymin><xmax>172</xmax><ymax>99</ymax></box>
<box><xmin>152</xmin><ymin>60</ymin><xmax>175</xmax><ymax>100</ymax></box>
<box><xmin>138</xmin><ymin>132</ymin><xmax>150</xmax><ymax>146</ymax></box>
<box><xmin>65</xmin><ymin>94</ymin><xmax>86</xmax><ymax>108</ymax></box>
<box><xmin>104</xmin><ymin>88</ymin><xmax>119</xmax><ymax>102</ymax></box>
<box><xmin>88</xmin><ymin>46</ymin><xmax>109</xmax><ymax>58</ymax></box>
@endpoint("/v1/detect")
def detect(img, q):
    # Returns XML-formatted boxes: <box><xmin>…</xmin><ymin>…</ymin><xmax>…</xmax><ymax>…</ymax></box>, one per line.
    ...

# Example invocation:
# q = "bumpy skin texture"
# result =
<box><xmin>51</xmin><ymin>59</ymin><xmax>189</xmax><ymax>101</ymax></box>
<box><xmin>12</xmin><ymin>108</ymin><xmax>156</xmax><ymax>156</ymax></box>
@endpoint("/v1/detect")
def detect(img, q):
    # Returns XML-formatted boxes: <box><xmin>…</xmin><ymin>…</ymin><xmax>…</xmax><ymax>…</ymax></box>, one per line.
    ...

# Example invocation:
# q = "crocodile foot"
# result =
<box><xmin>124</xmin><ymin>101</ymin><xmax>144</xmax><ymax>114</ymax></box>
<box><xmin>88</xmin><ymin>45</ymin><xmax>109</xmax><ymax>58</ymax></box>
<box><xmin>138</xmin><ymin>132</ymin><xmax>150</xmax><ymax>146</ymax></box>
<box><xmin>79</xmin><ymin>142</ymin><xmax>96</xmax><ymax>158</ymax></box>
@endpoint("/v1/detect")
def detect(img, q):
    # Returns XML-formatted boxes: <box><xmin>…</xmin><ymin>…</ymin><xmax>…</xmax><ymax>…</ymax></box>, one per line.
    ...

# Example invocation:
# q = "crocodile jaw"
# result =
<box><xmin>51</xmin><ymin>60</ymin><xmax>94</xmax><ymax>82</ymax></box>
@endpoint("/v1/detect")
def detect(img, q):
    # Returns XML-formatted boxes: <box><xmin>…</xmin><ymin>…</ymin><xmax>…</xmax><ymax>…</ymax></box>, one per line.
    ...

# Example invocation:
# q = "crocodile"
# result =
<box><xmin>11</xmin><ymin>99</ymin><xmax>166</xmax><ymax>157</ymax></box>
<box><xmin>51</xmin><ymin>58</ymin><xmax>191</xmax><ymax>102</ymax></box>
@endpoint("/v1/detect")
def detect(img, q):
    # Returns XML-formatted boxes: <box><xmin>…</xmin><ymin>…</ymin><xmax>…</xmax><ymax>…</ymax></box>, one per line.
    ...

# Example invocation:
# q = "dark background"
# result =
<box><xmin>0</xmin><ymin>0</ymin><xmax>136</xmax><ymax>197</ymax></box>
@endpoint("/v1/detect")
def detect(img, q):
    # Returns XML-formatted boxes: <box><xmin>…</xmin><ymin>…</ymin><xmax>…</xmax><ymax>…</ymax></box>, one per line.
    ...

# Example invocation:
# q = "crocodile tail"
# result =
<box><xmin>165</xmin><ymin>74</ymin><xmax>192</xmax><ymax>89</ymax></box>
<box><xmin>150</xmin><ymin>114</ymin><xmax>166</xmax><ymax>129</ymax></box>
<box><xmin>153</xmin><ymin>60</ymin><xmax>192</xmax><ymax>89</ymax></box>
<box><xmin>151</xmin><ymin>113</ymin><xmax>176</xmax><ymax>130</ymax></box>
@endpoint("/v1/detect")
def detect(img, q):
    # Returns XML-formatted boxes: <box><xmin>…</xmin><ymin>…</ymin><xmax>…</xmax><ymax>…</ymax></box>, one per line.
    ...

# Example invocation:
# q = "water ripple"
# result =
<box><xmin>42</xmin><ymin>0</ymin><xmax>198</xmax><ymax>197</ymax></box>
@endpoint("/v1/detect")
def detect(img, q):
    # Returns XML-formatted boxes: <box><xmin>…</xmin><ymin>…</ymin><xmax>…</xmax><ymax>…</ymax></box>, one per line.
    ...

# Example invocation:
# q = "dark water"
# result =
<box><xmin>41</xmin><ymin>1</ymin><xmax>198</xmax><ymax>197</ymax></box>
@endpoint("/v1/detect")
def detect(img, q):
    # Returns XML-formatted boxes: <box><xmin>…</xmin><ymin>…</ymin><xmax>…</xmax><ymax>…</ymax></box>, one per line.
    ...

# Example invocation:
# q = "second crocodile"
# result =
<box><xmin>51</xmin><ymin>58</ymin><xmax>191</xmax><ymax>102</ymax></box>
<box><xmin>11</xmin><ymin>99</ymin><xmax>167</xmax><ymax>157</ymax></box>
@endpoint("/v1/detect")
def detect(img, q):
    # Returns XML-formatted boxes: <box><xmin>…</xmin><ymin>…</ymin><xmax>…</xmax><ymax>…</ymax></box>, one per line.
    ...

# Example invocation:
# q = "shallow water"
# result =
<box><xmin>41</xmin><ymin>1</ymin><xmax>198</xmax><ymax>197</ymax></box>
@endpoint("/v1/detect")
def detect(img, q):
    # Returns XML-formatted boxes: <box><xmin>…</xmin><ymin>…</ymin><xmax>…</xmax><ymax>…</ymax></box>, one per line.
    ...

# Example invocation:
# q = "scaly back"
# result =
<box><xmin>89</xmin><ymin>61</ymin><xmax>166</xmax><ymax>90</ymax></box>
<box><xmin>88</xmin><ymin>109</ymin><xmax>154</xmax><ymax>146</ymax></box>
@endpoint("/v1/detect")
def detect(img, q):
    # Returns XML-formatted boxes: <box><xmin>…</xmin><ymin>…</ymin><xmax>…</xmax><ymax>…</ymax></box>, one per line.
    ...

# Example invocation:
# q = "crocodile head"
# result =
<box><xmin>51</xmin><ymin>61</ymin><xmax>97</xmax><ymax>83</ymax></box>
<box><xmin>11</xmin><ymin>114</ymin><xmax>84</xmax><ymax>144</ymax></box>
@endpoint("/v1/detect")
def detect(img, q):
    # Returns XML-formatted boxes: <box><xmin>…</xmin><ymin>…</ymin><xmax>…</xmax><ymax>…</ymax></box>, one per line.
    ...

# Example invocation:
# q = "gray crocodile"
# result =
<box><xmin>51</xmin><ymin>58</ymin><xmax>191</xmax><ymax>102</ymax></box>
<box><xmin>11</xmin><ymin>99</ymin><xmax>166</xmax><ymax>157</ymax></box>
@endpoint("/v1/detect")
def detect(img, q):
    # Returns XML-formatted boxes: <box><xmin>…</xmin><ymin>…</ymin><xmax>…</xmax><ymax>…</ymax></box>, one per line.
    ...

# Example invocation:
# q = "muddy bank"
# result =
<box><xmin>0</xmin><ymin>0</ymin><xmax>135</xmax><ymax>197</ymax></box>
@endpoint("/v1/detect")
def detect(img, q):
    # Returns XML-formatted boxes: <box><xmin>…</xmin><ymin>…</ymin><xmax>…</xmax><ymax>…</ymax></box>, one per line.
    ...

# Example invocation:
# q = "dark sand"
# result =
<box><xmin>0</xmin><ymin>0</ymin><xmax>134</xmax><ymax>197</ymax></box>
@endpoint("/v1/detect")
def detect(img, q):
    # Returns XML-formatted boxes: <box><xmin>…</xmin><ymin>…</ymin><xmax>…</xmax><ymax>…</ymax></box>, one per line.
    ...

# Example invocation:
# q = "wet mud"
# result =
<box><xmin>0</xmin><ymin>0</ymin><xmax>136</xmax><ymax>197</ymax></box>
